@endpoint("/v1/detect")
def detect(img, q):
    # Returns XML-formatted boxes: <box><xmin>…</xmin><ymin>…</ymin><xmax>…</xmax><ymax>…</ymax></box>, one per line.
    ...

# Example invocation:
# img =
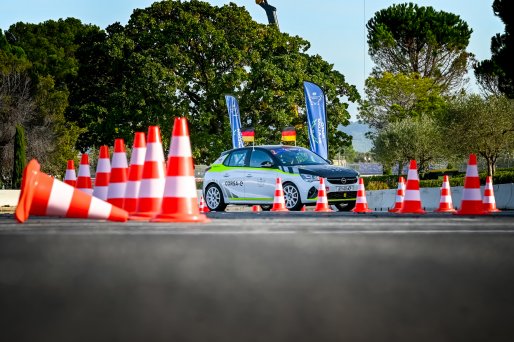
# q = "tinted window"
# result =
<box><xmin>224</xmin><ymin>149</ymin><xmax>248</xmax><ymax>167</ymax></box>
<box><xmin>250</xmin><ymin>149</ymin><xmax>274</xmax><ymax>168</ymax></box>
<box><xmin>269</xmin><ymin>147</ymin><xmax>328</xmax><ymax>166</ymax></box>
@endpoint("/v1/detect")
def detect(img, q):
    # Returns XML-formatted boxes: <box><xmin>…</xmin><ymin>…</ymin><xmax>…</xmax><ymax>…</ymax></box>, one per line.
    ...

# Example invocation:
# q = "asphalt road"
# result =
<box><xmin>1</xmin><ymin>211</ymin><xmax>514</xmax><ymax>342</ymax></box>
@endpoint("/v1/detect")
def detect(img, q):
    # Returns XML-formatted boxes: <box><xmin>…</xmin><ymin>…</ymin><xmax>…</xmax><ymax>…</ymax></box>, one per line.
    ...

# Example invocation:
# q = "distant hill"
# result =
<box><xmin>338</xmin><ymin>122</ymin><xmax>372</xmax><ymax>152</ymax></box>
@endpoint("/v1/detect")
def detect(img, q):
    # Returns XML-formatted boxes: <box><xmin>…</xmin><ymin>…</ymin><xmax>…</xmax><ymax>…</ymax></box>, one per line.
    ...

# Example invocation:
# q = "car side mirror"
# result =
<box><xmin>261</xmin><ymin>161</ymin><xmax>274</xmax><ymax>168</ymax></box>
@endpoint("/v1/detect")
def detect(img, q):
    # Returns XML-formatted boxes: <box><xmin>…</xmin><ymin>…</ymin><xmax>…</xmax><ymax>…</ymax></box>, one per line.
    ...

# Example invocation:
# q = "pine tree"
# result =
<box><xmin>12</xmin><ymin>125</ymin><xmax>27</xmax><ymax>189</ymax></box>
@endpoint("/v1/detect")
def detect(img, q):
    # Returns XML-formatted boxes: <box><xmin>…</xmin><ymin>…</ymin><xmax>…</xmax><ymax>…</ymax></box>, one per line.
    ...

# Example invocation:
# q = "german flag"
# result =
<box><xmin>281</xmin><ymin>126</ymin><xmax>296</xmax><ymax>142</ymax></box>
<box><xmin>242</xmin><ymin>127</ymin><xmax>255</xmax><ymax>143</ymax></box>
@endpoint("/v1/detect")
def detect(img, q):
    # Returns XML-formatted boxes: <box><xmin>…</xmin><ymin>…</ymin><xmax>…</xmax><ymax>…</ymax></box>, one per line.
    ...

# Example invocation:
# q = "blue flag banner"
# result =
<box><xmin>225</xmin><ymin>94</ymin><xmax>244</xmax><ymax>149</ymax></box>
<box><xmin>303</xmin><ymin>81</ymin><xmax>328</xmax><ymax>159</ymax></box>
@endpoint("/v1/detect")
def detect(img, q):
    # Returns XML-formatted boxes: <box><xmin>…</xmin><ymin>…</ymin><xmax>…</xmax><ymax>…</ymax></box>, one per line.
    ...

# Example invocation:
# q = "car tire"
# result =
<box><xmin>260</xmin><ymin>204</ymin><xmax>272</xmax><ymax>211</ymax></box>
<box><xmin>334</xmin><ymin>201</ymin><xmax>356</xmax><ymax>212</ymax></box>
<box><xmin>282</xmin><ymin>182</ymin><xmax>303</xmax><ymax>211</ymax></box>
<box><xmin>205</xmin><ymin>183</ymin><xmax>227</xmax><ymax>212</ymax></box>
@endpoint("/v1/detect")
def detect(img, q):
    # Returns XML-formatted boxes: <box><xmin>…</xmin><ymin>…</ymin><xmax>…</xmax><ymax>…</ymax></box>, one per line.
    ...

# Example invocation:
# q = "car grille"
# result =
<box><xmin>327</xmin><ymin>191</ymin><xmax>357</xmax><ymax>200</ymax></box>
<box><xmin>326</xmin><ymin>177</ymin><xmax>358</xmax><ymax>185</ymax></box>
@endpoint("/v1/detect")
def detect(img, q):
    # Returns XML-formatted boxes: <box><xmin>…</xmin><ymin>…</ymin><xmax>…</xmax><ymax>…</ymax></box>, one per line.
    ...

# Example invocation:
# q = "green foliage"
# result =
<box><xmin>367</xmin><ymin>2</ymin><xmax>472</xmax><ymax>91</ymax></box>
<box><xmin>359</xmin><ymin>72</ymin><xmax>446</xmax><ymax>132</ymax></box>
<box><xmin>11</xmin><ymin>125</ymin><xmax>26</xmax><ymax>188</ymax></box>
<box><xmin>474</xmin><ymin>0</ymin><xmax>514</xmax><ymax>97</ymax></box>
<box><xmin>439</xmin><ymin>94</ymin><xmax>514</xmax><ymax>176</ymax></box>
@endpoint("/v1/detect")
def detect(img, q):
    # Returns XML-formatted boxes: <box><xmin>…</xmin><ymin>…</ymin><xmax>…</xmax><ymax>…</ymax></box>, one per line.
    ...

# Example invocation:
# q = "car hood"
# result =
<box><xmin>297</xmin><ymin>165</ymin><xmax>359</xmax><ymax>178</ymax></box>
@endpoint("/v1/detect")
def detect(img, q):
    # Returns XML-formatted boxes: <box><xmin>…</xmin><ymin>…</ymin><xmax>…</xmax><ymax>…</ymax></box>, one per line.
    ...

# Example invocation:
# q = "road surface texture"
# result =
<box><xmin>1</xmin><ymin>211</ymin><xmax>514</xmax><ymax>342</ymax></box>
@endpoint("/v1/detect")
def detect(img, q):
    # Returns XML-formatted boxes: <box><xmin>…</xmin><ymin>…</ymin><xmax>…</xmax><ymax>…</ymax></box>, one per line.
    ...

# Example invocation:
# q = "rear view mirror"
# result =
<box><xmin>261</xmin><ymin>161</ymin><xmax>274</xmax><ymax>168</ymax></box>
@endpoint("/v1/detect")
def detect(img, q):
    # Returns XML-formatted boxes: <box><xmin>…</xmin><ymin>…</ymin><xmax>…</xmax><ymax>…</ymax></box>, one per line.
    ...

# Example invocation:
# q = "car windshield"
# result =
<box><xmin>269</xmin><ymin>147</ymin><xmax>328</xmax><ymax>166</ymax></box>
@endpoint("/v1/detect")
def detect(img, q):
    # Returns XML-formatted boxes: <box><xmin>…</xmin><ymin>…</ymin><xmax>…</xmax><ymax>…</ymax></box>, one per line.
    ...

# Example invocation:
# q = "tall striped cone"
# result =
<box><xmin>270</xmin><ymin>177</ymin><xmax>289</xmax><ymax>212</ymax></box>
<box><xmin>456</xmin><ymin>154</ymin><xmax>487</xmax><ymax>215</ymax></box>
<box><xmin>124</xmin><ymin>132</ymin><xmax>146</xmax><ymax>213</ymax></box>
<box><xmin>352</xmin><ymin>178</ymin><xmax>373</xmax><ymax>213</ymax></box>
<box><xmin>434</xmin><ymin>175</ymin><xmax>456</xmax><ymax>213</ymax></box>
<box><xmin>63</xmin><ymin>160</ymin><xmax>77</xmax><ymax>187</ymax></box>
<box><xmin>198</xmin><ymin>195</ymin><xmax>210</xmax><ymax>213</ymax></box>
<box><xmin>152</xmin><ymin>117</ymin><xmax>208</xmax><ymax>222</ymax></box>
<box><xmin>92</xmin><ymin>145</ymin><xmax>111</xmax><ymax>201</ymax></box>
<box><xmin>388</xmin><ymin>176</ymin><xmax>405</xmax><ymax>212</ymax></box>
<box><xmin>130</xmin><ymin>126</ymin><xmax>166</xmax><ymax>220</ymax></box>
<box><xmin>398</xmin><ymin>160</ymin><xmax>425</xmax><ymax>214</ymax></box>
<box><xmin>314</xmin><ymin>178</ymin><xmax>332</xmax><ymax>212</ymax></box>
<box><xmin>76</xmin><ymin>153</ymin><xmax>93</xmax><ymax>195</ymax></box>
<box><xmin>15</xmin><ymin>159</ymin><xmax>128</xmax><ymax>223</ymax></box>
<box><xmin>106</xmin><ymin>139</ymin><xmax>128</xmax><ymax>209</ymax></box>
<box><xmin>483</xmin><ymin>176</ymin><xmax>500</xmax><ymax>213</ymax></box>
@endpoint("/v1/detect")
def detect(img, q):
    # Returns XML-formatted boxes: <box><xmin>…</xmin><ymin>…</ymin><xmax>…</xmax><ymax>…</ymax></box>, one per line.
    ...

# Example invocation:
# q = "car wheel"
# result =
<box><xmin>334</xmin><ymin>201</ymin><xmax>356</xmax><ymax>212</ymax></box>
<box><xmin>205</xmin><ymin>183</ymin><xmax>227</xmax><ymax>212</ymax></box>
<box><xmin>283</xmin><ymin>182</ymin><xmax>303</xmax><ymax>211</ymax></box>
<box><xmin>260</xmin><ymin>204</ymin><xmax>272</xmax><ymax>211</ymax></box>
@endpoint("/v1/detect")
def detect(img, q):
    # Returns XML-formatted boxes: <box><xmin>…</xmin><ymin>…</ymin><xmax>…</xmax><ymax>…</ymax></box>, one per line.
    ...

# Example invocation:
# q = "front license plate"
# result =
<box><xmin>336</xmin><ymin>185</ymin><xmax>353</xmax><ymax>191</ymax></box>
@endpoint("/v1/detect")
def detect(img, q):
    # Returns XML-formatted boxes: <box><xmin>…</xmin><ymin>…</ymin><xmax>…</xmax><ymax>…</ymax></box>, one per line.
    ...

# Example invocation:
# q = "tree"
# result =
<box><xmin>371</xmin><ymin>116</ymin><xmax>444</xmax><ymax>174</ymax></box>
<box><xmin>69</xmin><ymin>0</ymin><xmax>359</xmax><ymax>162</ymax></box>
<box><xmin>441</xmin><ymin>94</ymin><xmax>514</xmax><ymax>176</ymax></box>
<box><xmin>367</xmin><ymin>3</ymin><xmax>473</xmax><ymax>91</ymax></box>
<box><xmin>11</xmin><ymin>124</ymin><xmax>26</xmax><ymax>188</ymax></box>
<box><xmin>358</xmin><ymin>72</ymin><xmax>446</xmax><ymax>134</ymax></box>
<box><xmin>474</xmin><ymin>0</ymin><xmax>514</xmax><ymax>97</ymax></box>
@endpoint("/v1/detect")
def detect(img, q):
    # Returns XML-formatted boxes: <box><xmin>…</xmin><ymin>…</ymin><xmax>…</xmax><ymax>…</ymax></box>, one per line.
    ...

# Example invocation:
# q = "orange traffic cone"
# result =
<box><xmin>15</xmin><ymin>160</ymin><xmax>128</xmax><ymax>223</ymax></box>
<box><xmin>434</xmin><ymin>175</ymin><xmax>456</xmax><ymax>213</ymax></box>
<box><xmin>92</xmin><ymin>145</ymin><xmax>110</xmax><ymax>201</ymax></box>
<box><xmin>152</xmin><ymin>117</ymin><xmax>208</xmax><ymax>222</ymax></box>
<box><xmin>198</xmin><ymin>195</ymin><xmax>210</xmax><ymax>213</ymax></box>
<box><xmin>456</xmin><ymin>154</ymin><xmax>487</xmax><ymax>215</ymax></box>
<box><xmin>352</xmin><ymin>178</ymin><xmax>373</xmax><ymax>213</ymax></box>
<box><xmin>106</xmin><ymin>139</ymin><xmax>128</xmax><ymax>209</ymax></box>
<box><xmin>124</xmin><ymin>132</ymin><xmax>146</xmax><ymax>213</ymax></box>
<box><xmin>314</xmin><ymin>178</ymin><xmax>332</xmax><ymax>212</ymax></box>
<box><xmin>130</xmin><ymin>126</ymin><xmax>166</xmax><ymax>220</ymax></box>
<box><xmin>252</xmin><ymin>205</ymin><xmax>262</xmax><ymax>212</ymax></box>
<box><xmin>301</xmin><ymin>205</ymin><xmax>306</xmax><ymax>212</ymax></box>
<box><xmin>64</xmin><ymin>160</ymin><xmax>77</xmax><ymax>187</ymax></box>
<box><xmin>398</xmin><ymin>160</ymin><xmax>425</xmax><ymax>214</ymax></box>
<box><xmin>270</xmin><ymin>178</ymin><xmax>289</xmax><ymax>212</ymax></box>
<box><xmin>483</xmin><ymin>176</ymin><xmax>500</xmax><ymax>213</ymax></box>
<box><xmin>388</xmin><ymin>176</ymin><xmax>405</xmax><ymax>212</ymax></box>
<box><xmin>76</xmin><ymin>153</ymin><xmax>93</xmax><ymax>195</ymax></box>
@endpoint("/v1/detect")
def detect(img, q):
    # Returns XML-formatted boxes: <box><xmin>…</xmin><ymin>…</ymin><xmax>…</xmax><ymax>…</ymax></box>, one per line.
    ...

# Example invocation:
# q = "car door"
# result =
<box><xmin>221</xmin><ymin>149</ymin><xmax>249</xmax><ymax>201</ymax></box>
<box><xmin>244</xmin><ymin>149</ymin><xmax>277</xmax><ymax>203</ymax></box>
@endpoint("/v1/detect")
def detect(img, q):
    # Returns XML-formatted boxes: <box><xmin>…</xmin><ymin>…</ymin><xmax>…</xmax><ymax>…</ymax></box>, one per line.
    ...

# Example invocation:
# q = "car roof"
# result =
<box><xmin>223</xmin><ymin>145</ymin><xmax>306</xmax><ymax>154</ymax></box>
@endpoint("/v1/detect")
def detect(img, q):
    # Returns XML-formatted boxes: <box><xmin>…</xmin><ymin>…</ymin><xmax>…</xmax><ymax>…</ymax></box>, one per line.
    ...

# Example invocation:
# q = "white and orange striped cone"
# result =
<box><xmin>483</xmin><ymin>176</ymin><xmax>500</xmax><ymax>213</ymax></box>
<box><xmin>388</xmin><ymin>176</ymin><xmax>405</xmax><ymax>212</ymax></box>
<box><xmin>198</xmin><ymin>195</ymin><xmax>210</xmax><ymax>213</ymax></box>
<box><xmin>130</xmin><ymin>126</ymin><xmax>166</xmax><ymax>220</ymax></box>
<box><xmin>152</xmin><ymin>117</ymin><xmax>208</xmax><ymax>222</ymax></box>
<box><xmin>106</xmin><ymin>139</ymin><xmax>128</xmax><ymax>209</ymax></box>
<box><xmin>352</xmin><ymin>178</ymin><xmax>373</xmax><ymax>213</ymax></box>
<box><xmin>15</xmin><ymin>159</ymin><xmax>128</xmax><ymax>223</ymax></box>
<box><xmin>434</xmin><ymin>175</ymin><xmax>456</xmax><ymax>213</ymax></box>
<box><xmin>398</xmin><ymin>160</ymin><xmax>425</xmax><ymax>214</ymax></box>
<box><xmin>76</xmin><ymin>153</ymin><xmax>93</xmax><ymax>195</ymax></box>
<box><xmin>252</xmin><ymin>205</ymin><xmax>262</xmax><ymax>212</ymax></box>
<box><xmin>124</xmin><ymin>132</ymin><xmax>146</xmax><ymax>214</ymax></box>
<box><xmin>456</xmin><ymin>154</ymin><xmax>487</xmax><ymax>215</ymax></box>
<box><xmin>92</xmin><ymin>145</ymin><xmax>110</xmax><ymax>201</ymax></box>
<box><xmin>301</xmin><ymin>205</ymin><xmax>306</xmax><ymax>212</ymax></box>
<box><xmin>63</xmin><ymin>160</ymin><xmax>77</xmax><ymax>187</ymax></box>
<box><xmin>270</xmin><ymin>177</ymin><xmax>289</xmax><ymax>212</ymax></box>
<box><xmin>314</xmin><ymin>178</ymin><xmax>332</xmax><ymax>212</ymax></box>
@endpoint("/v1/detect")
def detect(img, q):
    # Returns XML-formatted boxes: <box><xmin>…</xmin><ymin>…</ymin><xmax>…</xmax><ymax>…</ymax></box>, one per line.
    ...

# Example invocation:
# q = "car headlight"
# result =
<box><xmin>300</xmin><ymin>173</ymin><xmax>320</xmax><ymax>182</ymax></box>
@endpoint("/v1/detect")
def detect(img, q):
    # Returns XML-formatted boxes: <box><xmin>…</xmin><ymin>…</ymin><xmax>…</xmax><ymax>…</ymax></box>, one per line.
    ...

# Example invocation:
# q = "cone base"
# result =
<box><xmin>485</xmin><ymin>208</ymin><xmax>501</xmax><ymax>213</ymax></box>
<box><xmin>151</xmin><ymin>213</ymin><xmax>210</xmax><ymax>223</ymax></box>
<box><xmin>270</xmin><ymin>207</ymin><xmax>288</xmax><ymax>212</ymax></box>
<box><xmin>455</xmin><ymin>201</ymin><xmax>488</xmax><ymax>215</ymax></box>
<box><xmin>388</xmin><ymin>207</ymin><xmax>401</xmax><ymax>213</ymax></box>
<box><xmin>15</xmin><ymin>160</ymin><xmax>41</xmax><ymax>223</ymax></box>
<box><xmin>353</xmin><ymin>208</ymin><xmax>373</xmax><ymax>213</ymax></box>
<box><xmin>434</xmin><ymin>207</ymin><xmax>456</xmax><ymax>213</ymax></box>
<box><xmin>398</xmin><ymin>209</ymin><xmax>426</xmax><ymax>214</ymax></box>
<box><xmin>315</xmin><ymin>207</ymin><xmax>332</xmax><ymax>212</ymax></box>
<box><xmin>455</xmin><ymin>209</ymin><xmax>489</xmax><ymax>215</ymax></box>
<box><xmin>129</xmin><ymin>212</ymin><xmax>158</xmax><ymax>221</ymax></box>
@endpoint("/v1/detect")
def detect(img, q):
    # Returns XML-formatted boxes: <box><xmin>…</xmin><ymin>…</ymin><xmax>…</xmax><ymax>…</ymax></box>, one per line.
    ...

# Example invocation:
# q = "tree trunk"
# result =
<box><xmin>12</xmin><ymin>124</ymin><xmax>27</xmax><ymax>189</ymax></box>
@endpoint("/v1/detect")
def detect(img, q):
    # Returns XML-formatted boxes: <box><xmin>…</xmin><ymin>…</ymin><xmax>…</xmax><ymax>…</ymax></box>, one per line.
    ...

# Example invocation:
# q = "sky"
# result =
<box><xmin>0</xmin><ymin>0</ymin><xmax>505</xmax><ymax>120</ymax></box>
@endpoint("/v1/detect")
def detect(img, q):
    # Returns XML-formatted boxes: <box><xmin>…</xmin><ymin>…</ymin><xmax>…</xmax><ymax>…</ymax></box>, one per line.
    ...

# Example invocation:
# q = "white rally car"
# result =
<box><xmin>202</xmin><ymin>145</ymin><xmax>359</xmax><ymax>211</ymax></box>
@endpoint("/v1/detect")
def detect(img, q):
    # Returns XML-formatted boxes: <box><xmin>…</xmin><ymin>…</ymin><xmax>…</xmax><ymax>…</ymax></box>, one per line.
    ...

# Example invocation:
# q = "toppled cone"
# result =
<box><xmin>15</xmin><ymin>159</ymin><xmax>128</xmax><ymax>223</ymax></box>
